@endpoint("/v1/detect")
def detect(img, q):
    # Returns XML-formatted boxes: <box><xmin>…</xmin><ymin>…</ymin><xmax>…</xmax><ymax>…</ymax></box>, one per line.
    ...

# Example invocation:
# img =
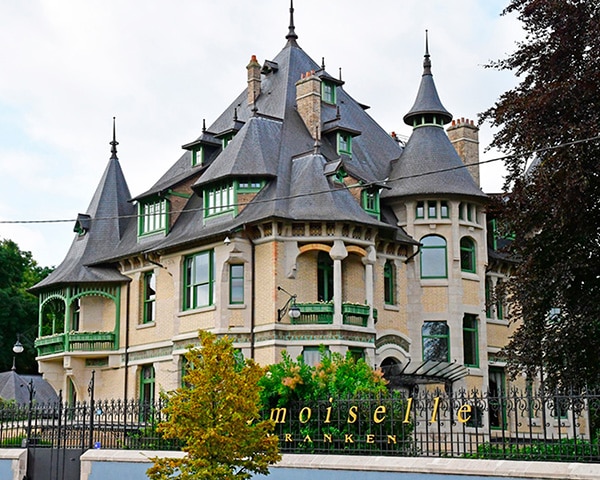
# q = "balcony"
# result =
<box><xmin>291</xmin><ymin>302</ymin><xmax>373</xmax><ymax>327</ymax></box>
<box><xmin>292</xmin><ymin>303</ymin><xmax>334</xmax><ymax>325</ymax></box>
<box><xmin>35</xmin><ymin>331</ymin><xmax>116</xmax><ymax>356</ymax></box>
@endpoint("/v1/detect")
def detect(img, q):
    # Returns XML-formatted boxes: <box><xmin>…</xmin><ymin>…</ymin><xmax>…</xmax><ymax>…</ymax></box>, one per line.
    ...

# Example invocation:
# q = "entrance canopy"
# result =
<box><xmin>382</xmin><ymin>360</ymin><xmax>468</xmax><ymax>390</ymax></box>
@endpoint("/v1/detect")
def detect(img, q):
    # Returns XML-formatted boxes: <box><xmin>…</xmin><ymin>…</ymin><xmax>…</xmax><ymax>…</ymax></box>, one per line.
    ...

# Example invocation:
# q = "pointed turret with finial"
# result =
<box><xmin>403</xmin><ymin>31</ymin><xmax>452</xmax><ymax>128</ymax></box>
<box><xmin>286</xmin><ymin>0</ymin><xmax>298</xmax><ymax>45</ymax></box>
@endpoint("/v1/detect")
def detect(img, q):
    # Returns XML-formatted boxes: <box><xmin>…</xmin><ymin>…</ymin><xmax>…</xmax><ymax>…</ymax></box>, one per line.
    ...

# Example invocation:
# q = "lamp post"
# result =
<box><xmin>12</xmin><ymin>336</ymin><xmax>24</xmax><ymax>372</ymax></box>
<box><xmin>277</xmin><ymin>286</ymin><xmax>301</xmax><ymax>322</ymax></box>
<box><xmin>13</xmin><ymin>335</ymin><xmax>35</xmax><ymax>449</ymax></box>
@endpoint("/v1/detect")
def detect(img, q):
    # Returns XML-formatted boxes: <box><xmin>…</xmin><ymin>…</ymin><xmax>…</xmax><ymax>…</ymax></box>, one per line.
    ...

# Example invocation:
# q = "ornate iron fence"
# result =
<box><xmin>1</xmin><ymin>389</ymin><xmax>600</xmax><ymax>462</ymax></box>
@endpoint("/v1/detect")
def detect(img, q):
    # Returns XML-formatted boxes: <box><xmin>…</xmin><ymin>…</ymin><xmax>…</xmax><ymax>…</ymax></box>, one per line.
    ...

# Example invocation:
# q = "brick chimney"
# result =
<box><xmin>247</xmin><ymin>55</ymin><xmax>261</xmax><ymax>106</ymax></box>
<box><xmin>447</xmin><ymin>118</ymin><xmax>480</xmax><ymax>186</ymax></box>
<box><xmin>295</xmin><ymin>70</ymin><xmax>321</xmax><ymax>140</ymax></box>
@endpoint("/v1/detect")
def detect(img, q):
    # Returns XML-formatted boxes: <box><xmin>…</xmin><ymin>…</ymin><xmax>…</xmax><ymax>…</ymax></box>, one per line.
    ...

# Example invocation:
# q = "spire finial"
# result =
<box><xmin>286</xmin><ymin>0</ymin><xmax>298</xmax><ymax>43</ymax></box>
<box><xmin>423</xmin><ymin>30</ymin><xmax>432</xmax><ymax>75</ymax></box>
<box><xmin>202</xmin><ymin>118</ymin><xmax>206</xmax><ymax>133</ymax></box>
<box><xmin>110</xmin><ymin>117</ymin><xmax>119</xmax><ymax>159</ymax></box>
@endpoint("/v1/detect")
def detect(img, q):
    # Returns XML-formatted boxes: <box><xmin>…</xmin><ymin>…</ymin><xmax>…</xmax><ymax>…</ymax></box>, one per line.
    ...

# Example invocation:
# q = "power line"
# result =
<box><xmin>1</xmin><ymin>133</ymin><xmax>599</xmax><ymax>226</ymax></box>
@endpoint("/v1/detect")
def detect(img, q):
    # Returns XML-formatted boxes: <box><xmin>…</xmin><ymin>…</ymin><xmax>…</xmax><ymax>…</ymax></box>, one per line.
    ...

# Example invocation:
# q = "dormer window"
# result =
<box><xmin>192</xmin><ymin>146</ymin><xmax>204</xmax><ymax>167</ymax></box>
<box><xmin>222</xmin><ymin>132</ymin><xmax>236</xmax><ymax>149</ymax></box>
<box><xmin>362</xmin><ymin>189</ymin><xmax>380</xmax><ymax>219</ymax></box>
<box><xmin>334</xmin><ymin>167</ymin><xmax>347</xmax><ymax>184</ymax></box>
<box><xmin>322</xmin><ymin>81</ymin><xmax>336</xmax><ymax>104</ymax></box>
<box><xmin>74</xmin><ymin>213</ymin><xmax>91</xmax><ymax>236</ymax></box>
<box><xmin>204</xmin><ymin>182</ymin><xmax>235</xmax><ymax>218</ymax></box>
<box><xmin>337</xmin><ymin>132</ymin><xmax>352</xmax><ymax>156</ymax></box>
<box><xmin>138</xmin><ymin>198</ymin><xmax>168</xmax><ymax>236</ymax></box>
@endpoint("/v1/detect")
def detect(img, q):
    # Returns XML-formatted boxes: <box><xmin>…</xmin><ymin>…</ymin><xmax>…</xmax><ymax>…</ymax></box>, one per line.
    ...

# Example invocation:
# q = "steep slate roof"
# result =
<box><xmin>194</xmin><ymin>115</ymin><xmax>282</xmax><ymax>187</ymax></box>
<box><xmin>383</xmin><ymin>126</ymin><xmax>487</xmax><ymax>199</ymax></box>
<box><xmin>31</xmin><ymin>127</ymin><xmax>134</xmax><ymax>291</ymax></box>
<box><xmin>34</xmin><ymin>4</ymin><xmax>424</xmax><ymax>277</ymax></box>
<box><xmin>382</xmin><ymin>41</ymin><xmax>486</xmax><ymax>201</ymax></box>
<box><xmin>118</xmin><ymin>14</ymin><xmax>409</xmax><ymax>257</ymax></box>
<box><xmin>0</xmin><ymin>371</ymin><xmax>59</xmax><ymax>404</ymax></box>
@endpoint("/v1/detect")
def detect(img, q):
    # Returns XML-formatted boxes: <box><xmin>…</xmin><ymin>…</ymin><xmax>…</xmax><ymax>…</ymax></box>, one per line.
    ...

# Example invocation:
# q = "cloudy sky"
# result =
<box><xmin>0</xmin><ymin>0</ymin><xmax>522</xmax><ymax>268</ymax></box>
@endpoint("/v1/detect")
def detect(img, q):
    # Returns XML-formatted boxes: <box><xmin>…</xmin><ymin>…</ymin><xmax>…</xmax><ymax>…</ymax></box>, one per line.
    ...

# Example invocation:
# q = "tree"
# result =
<box><xmin>481</xmin><ymin>0</ymin><xmax>600</xmax><ymax>391</ymax></box>
<box><xmin>0</xmin><ymin>239</ymin><xmax>51</xmax><ymax>373</ymax></box>
<box><xmin>147</xmin><ymin>331</ymin><xmax>280</xmax><ymax>480</ymax></box>
<box><xmin>259</xmin><ymin>348</ymin><xmax>389</xmax><ymax>408</ymax></box>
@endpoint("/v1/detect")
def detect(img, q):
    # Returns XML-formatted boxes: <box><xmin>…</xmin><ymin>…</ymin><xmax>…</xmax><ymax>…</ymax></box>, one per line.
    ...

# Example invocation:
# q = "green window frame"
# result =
<box><xmin>440</xmin><ymin>201</ymin><xmax>449</xmax><ymax>218</ymax></box>
<box><xmin>140</xmin><ymin>365</ymin><xmax>155</xmax><ymax>405</ymax></box>
<box><xmin>485</xmin><ymin>277</ymin><xmax>493</xmax><ymax>318</ymax></box>
<box><xmin>349</xmin><ymin>347</ymin><xmax>365</xmax><ymax>362</ymax></box>
<box><xmin>460</xmin><ymin>237</ymin><xmax>477</xmax><ymax>273</ymax></box>
<box><xmin>317</xmin><ymin>251</ymin><xmax>333</xmax><ymax>302</ymax></box>
<box><xmin>427</xmin><ymin>201</ymin><xmax>437</xmax><ymax>218</ymax></box>
<box><xmin>422</xmin><ymin>321</ymin><xmax>449</xmax><ymax>362</ymax></box>
<box><xmin>229</xmin><ymin>264</ymin><xmax>244</xmax><ymax>304</ymax></box>
<box><xmin>361</xmin><ymin>189</ymin><xmax>380</xmax><ymax>219</ymax></box>
<box><xmin>416</xmin><ymin>201</ymin><xmax>425</xmax><ymax>219</ymax></box>
<box><xmin>489</xmin><ymin>367</ymin><xmax>507</xmax><ymax>429</ymax></box>
<box><xmin>204</xmin><ymin>182</ymin><xmax>235</xmax><ymax>217</ymax></box>
<box><xmin>192</xmin><ymin>146</ymin><xmax>204</xmax><ymax>167</ymax></box>
<box><xmin>321</xmin><ymin>81</ymin><xmax>336</xmax><ymax>104</ymax></box>
<box><xmin>467</xmin><ymin>204</ymin><xmax>474</xmax><ymax>222</ymax></box>
<box><xmin>138</xmin><ymin>199</ymin><xmax>168</xmax><ymax>236</ymax></box>
<box><xmin>183</xmin><ymin>250</ymin><xmax>214</xmax><ymax>310</ymax></box>
<box><xmin>237</xmin><ymin>180</ymin><xmax>264</xmax><ymax>192</ymax></box>
<box><xmin>496</xmin><ymin>280</ymin><xmax>504</xmax><ymax>320</ymax></box>
<box><xmin>222</xmin><ymin>132</ymin><xmax>236</xmax><ymax>149</ymax></box>
<box><xmin>463</xmin><ymin>314</ymin><xmax>479</xmax><ymax>367</ymax></box>
<box><xmin>142</xmin><ymin>271</ymin><xmax>156</xmax><ymax>323</ymax></box>
<box><xmin>384</xmin><ymin>260</ymin><xmax>396</xmax><ymax>305</ymax></box>
<box><xmin>337</xmin><ymin>132</ymin><xmax>352</xmax><ymax>156</ymax></box>
<box><xmin>302</xmin><ymin>346</ymin><xmax>330</xmax><ymax>367</ymax></box>
<box><xmin>420</xmin><ymin>235</ymin><xmax>447</xmax><ymax>279</ymax></box>
<box><xmin>71</xmin><ymin>298</ymin><xmax>80</xmax><ymax>331</ymax></box>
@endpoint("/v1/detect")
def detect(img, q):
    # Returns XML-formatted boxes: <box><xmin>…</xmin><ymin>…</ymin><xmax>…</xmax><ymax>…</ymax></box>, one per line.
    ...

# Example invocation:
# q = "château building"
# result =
<box><xmin>31</xmin><ymin>3</ymin><xmax>513</xmax><ymax>409</ymax></box>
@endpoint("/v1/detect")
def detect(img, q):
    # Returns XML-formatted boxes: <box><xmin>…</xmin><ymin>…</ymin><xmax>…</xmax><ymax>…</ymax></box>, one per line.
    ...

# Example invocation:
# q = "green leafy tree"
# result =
<box><xmin>0</xmin><ymin>239</ymin><xmax>52</xmax><ymax>373</ymax></box>
<box><xmin>147</xmin><ymin>331</ymin><xmax>280</xmax><ymax>480</ymax></box>
<box><xmin>257</xmin><ymin>349</ymin><xmax>413</xmax><ymax>455</ymax></box>
<box><xmin>259</xmin><ymin>348</ymin><xmax>388</xmax><ymax>407</ymax></box>
<box><xmin>481</xmin><ymin>0</ymin><xmax>600</xmax><ymax>391</ymax></box>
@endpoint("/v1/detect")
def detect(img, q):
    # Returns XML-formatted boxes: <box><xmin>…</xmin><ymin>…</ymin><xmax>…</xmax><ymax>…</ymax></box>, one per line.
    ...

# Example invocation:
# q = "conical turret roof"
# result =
<box><xmin>31</xmin><ymin>121</ymin><xmax>134</xmax><ymax>291</ymax></box>
<box><xmin>382</xmin><ymin>36</ymin><xmax>485</xmax><ymax>201</ymax></box>
<box><xmin>403</xmin><ymin>32</ymin><xmax>452</xmax><ymax>126</ymax></box>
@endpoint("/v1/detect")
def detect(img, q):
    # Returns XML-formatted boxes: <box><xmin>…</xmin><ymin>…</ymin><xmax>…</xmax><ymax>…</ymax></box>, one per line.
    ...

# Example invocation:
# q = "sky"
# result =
<box><xmin>0</xmin><ymin>0</ymin><xmax>523</xmax><ymax>268</ymax></box>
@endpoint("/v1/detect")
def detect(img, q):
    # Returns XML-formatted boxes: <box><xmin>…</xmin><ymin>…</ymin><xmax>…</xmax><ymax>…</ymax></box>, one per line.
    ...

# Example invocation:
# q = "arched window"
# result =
<box><xmin>317</xmin><ymin>251</ymin><xmax>333</xmax><ymax>301</ymax></box>
<box><xmin>460</xmin><ymin>237</ymin><xmax>476</xmax><ymax>273</ymax></box>
<box><xmin>384</xmin><ymin>260</ymin><xmax>396</xmax><ymax>305</ymax></box>
<box><xmin>420</xmin><ymin>235</ymin><xmax>447</xmax><ymax>279</ymax></box>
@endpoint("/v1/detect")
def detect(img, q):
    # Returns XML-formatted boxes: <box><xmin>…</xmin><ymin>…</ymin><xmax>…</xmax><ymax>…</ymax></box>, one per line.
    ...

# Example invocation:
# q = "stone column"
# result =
<box><xmin>362</xmin><ymin>246</ymin><xmax>376</xmax><ymax>328</ymax></box>
<box><xmin>330</xmin><ymin>240</ymin><xmax>348</xmax><ymax>325</ymax></box>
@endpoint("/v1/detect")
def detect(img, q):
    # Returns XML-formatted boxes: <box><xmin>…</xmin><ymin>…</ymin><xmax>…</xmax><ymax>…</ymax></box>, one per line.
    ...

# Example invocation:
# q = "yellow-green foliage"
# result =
<box><xmin>147</xmin><ymin>331</ymin><xmax>281</xmax><ymax>480</ymax></box>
